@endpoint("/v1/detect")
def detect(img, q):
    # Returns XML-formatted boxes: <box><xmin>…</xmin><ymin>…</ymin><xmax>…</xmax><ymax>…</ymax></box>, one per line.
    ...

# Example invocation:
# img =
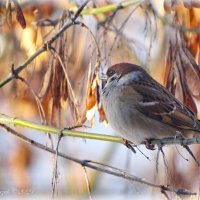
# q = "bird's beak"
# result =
<box><xmin>100</xmin><ymin>74</ymin><xmax>108</xmax><ymax>81</ymax></box>
<box><xmin>100</xmin><ymin>74</ymin><xmax>108</xmax><ymax>89</ymax></box>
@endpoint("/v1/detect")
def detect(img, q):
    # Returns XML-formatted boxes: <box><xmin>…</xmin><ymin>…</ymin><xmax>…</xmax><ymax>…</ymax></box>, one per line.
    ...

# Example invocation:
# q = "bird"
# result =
<box><xmin>102</xmin><ymin>63</ymin><xmax>200</xmax><ymax>146</ymax></box>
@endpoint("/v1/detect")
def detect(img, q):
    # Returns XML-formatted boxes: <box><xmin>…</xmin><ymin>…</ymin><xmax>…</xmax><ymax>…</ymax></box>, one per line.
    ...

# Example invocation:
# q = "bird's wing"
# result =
<box><xmin>126</xmin><ymin>81</ymin><xmax>199</xmax><ymax>131</ymax></box>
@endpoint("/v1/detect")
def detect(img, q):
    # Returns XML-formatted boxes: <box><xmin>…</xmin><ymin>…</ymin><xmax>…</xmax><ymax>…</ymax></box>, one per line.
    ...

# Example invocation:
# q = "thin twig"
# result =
<box><xmin>83</xmin><ymin>166</ymin><xmax>92</xmax><ymax>200</ymax></box>
<box><xmin>52</xmin><ymin>132</ymin><xmax>63</xmax><ymax>197</ymax></box>
<box><xmin>182</xmin><ymin>145</ymin><xmax>200</xmax><ymax>167</ymax></box>
<box><xmin>9</xmin><ymin>71</ymin><xmax>54</xmax><ymax>149</ymax></box>
<box><xmin>160</xmin><ymin>146</ymin><xmax>173</xmax><ymax>186</ymax></box>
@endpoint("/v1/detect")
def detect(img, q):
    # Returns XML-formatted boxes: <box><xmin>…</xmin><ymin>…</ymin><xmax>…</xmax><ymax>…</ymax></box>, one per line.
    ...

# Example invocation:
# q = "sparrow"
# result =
<box><xmin>102</xmin><ymin>63</ymin><xmax>200</xmax><ymax>145</ymax></box>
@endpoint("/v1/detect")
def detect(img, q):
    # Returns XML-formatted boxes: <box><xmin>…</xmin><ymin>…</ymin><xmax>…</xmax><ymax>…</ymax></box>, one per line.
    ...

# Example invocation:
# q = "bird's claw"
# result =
<box><xmin>123</xmin><ymin>139</ymin><xmax>136</xmax><ymax>153</ymax></box>
<box><xmin>143</xmin><ymin>139</ymin><xmax>156</xmax><ymax>150</ymax></box>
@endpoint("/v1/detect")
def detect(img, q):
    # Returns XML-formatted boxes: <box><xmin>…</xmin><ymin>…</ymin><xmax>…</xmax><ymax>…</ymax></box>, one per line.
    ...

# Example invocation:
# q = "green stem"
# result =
<box><xmin>0</xmin><ymin>113</ymin><xmax>200</xmax><ymax>146</ymax></box>
<box><xmin>81</xmin><ymin>0</ymin><xmax>141</xmax><ymax>15</ymax></box>
<box><xmin>0</xmin><ymin>114</ymin><xmax>123</xmax><ymax>144</ymax></box>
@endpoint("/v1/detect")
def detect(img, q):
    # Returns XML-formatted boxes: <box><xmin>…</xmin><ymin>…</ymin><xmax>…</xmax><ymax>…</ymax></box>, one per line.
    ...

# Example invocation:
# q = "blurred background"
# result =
<box><xmin>0</xmin><ymin>0</ymin><xmax>200</xmax><ymax>199</ymax></box>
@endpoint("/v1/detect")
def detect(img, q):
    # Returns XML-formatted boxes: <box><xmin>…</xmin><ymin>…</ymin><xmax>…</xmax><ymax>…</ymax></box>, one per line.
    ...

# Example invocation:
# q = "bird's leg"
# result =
<box><xmin>123</xmin><ymin>139</ymin><xmax>136</xmax><ymax>153</ymax></box>
<box><xmin>142</xmin><ymin>138</ymin><xmax>156</xmax><ymax>150</ymax></box>
<box><xmin>174</xmin><ymin>131</ymin><xmax>185</xmax><ymax>139</ymax></box>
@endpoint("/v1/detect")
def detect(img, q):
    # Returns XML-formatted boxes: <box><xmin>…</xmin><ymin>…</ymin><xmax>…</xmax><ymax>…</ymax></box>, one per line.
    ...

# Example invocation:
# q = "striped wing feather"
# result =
<box><xmin>130</xmin><ymin>82</ymin><xmax>199</xmax><ymax>131</ymax></box>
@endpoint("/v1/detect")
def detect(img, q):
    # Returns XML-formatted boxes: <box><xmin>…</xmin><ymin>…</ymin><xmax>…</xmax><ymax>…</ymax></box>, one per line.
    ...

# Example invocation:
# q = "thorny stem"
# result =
<box><xmin>0</xmin><ymin>123</ymin><xmax>197</xmax><ymax>196</ymax></box>
<box><xmin>0</xmin><ymin>113</ymin><xmax>200</xmax><ymax>146</ymax></box>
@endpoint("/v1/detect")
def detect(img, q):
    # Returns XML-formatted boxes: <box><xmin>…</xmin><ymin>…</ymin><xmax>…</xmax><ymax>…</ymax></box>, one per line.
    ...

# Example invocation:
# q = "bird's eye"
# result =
<box><xmin>108</xmin><ymin>76</ymin><xmax>114</xmax><ymax>81</ymax></box>
<box><xmin>107</xmin><ymin>69</ymin><xmax>115</xmax><ymax>77</ymax></box>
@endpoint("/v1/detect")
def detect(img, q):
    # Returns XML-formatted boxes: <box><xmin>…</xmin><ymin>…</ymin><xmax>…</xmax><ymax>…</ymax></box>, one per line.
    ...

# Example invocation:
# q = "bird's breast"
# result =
<box><xmin>102</xmin><ymin>86</ymin><xmax>178</xmax><ymax>144</ymax></box>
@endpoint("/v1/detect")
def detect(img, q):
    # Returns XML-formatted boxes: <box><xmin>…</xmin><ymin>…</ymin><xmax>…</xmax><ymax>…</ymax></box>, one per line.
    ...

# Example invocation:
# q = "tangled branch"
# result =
<box><xmin>0</xmin><ymin>123</ymin><xmax>197</xmax><ymax>197</ymax></box>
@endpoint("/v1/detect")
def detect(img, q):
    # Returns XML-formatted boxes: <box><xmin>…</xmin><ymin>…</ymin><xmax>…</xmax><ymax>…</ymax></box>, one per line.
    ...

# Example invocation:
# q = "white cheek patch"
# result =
<box><xmin>118</xmin><ymin>71</ymin><xmax>142</xmax><ymax>85</ymax></box>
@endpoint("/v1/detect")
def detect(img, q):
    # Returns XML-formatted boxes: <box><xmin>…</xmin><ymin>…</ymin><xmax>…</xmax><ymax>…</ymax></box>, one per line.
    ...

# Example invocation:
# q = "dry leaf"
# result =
<box><xmin>165</xmin><ymin>33</ymin><xmax>199</xmax><ymax>114</ymax></box>
<box><xmin>12</xmin><ymin>0</ymin><xmax>26</xmax><ymax>29</ymax></box>
<box><xmin>183</xmin><ymin>0</ymin><xmax>200</xmax><ymax>8</ymax></box>
<box><xmin>98</xmin><ymin>104</ymin><xmax>107</xmax><ymax>122</ymax></box>
<box><xmin>164</xmin><ymin>0</ymin><xmax>200</xmax><ymax>11</ymax></box>
<box><xmin>86</xmin><ymin>75</ymin><xmax>98</xmax><ymax>110</ymax></box>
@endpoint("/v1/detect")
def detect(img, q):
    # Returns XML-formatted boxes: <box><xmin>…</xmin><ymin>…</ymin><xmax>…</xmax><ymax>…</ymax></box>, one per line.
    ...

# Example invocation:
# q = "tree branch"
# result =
<box><xmin>0</xmin><ymin>113</ymin><xmax>123</xmax><ymax>144</ymax></box>
<box><xmin>0</xmin><ymin>113</ymin><xmax>199</xmax><ymax>146</ymax></box>
<box><xmin>81</xmin><ymin>0</ymin><xmax>141</xmax><ymax>15</ymax></box>
<box><xmin>0</xmin><ymin>123</ymin><xmax>196</xmax><ymax>197</ymax></box>
<box><xmin>0</xmin><ymin>0</ymin><xmax>90</xmax><ymax>88</ymax></box>
<box><xmin>0</xmin><ymin>0</ymin><xmax>142</xmax><ymax>88</ymax></box>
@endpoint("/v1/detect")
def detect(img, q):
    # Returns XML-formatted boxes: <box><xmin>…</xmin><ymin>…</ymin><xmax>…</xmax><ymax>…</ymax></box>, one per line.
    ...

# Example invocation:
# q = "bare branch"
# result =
<box><xmin>0</xmin><ymin>0</ymin><xmax>90</xmax><ymax>88</ymax></box>
<box><xmin>0</xmin><ymin>123</ymin><xmax>197</xmax><ymax>197</ymax></box>
<box><xmin>0</xmin><ymin>113</ymin><xmax>200</xmax><ymax>146</ymax></box>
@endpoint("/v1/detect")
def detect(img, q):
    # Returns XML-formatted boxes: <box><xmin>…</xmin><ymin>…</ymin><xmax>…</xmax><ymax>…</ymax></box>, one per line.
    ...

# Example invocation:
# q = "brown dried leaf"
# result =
<box><xmin>86</xmin><ymin>75</ymin><xmax>98</xmax><ymax>110</ymax></box>
<box><xmin>183</xmin><ymin>0</ymin><xmax>200</xmax><ymax>8</ymax></box>
<box><xmin>165</xmin><ymin>6</ymin><xmax>200</xmax><ymax>114</ymax></box>
<box><xmin>0</xmin><ymin>1</ymin><xmax>8</xmax><ymax>26</ymax></box>
<box><xmin>85</xmin><ymin>72</ymin><xmax>98</xmax><ymax>124</ymax></box>
<box><xmin>43</xmin><ymin>13</ymin><xmax>82</xmax><ymax>126</ymax></box>
<box><xmin>98</xmin><ymin>104</ymin><xmax>107</xmax><ymax>123</ymax></box>
<box><xmin>164</xmin><ymin>0</ymin><xmax>181</xmax><ymax>12</ymax></box>
<box><xmin>181</xmin><ymin>47</ymin><xmax>200</xmax><ymax>97</ymax></box>
<box><xmin>199</xmin><ymin>41</ymin><xmax>200</xmax><ymax>67</ymax></box>
<box><xmin>172</xmin><ymin>0</ymin><xmax>181</xmax><ymax>9</ymax></box>
<box><xmin>12</xmin><ymin>0</ymin><xmax>26</xmax><ymax>29</ymax></box>
<box><xmin>183</xmin><ymin>9</ymin><xmax>200</xmax><ymax>59</ymax></box>
<box><xmin>38</xmin><ymin>9</ymin><xmax>100</xmax><ymax>126</ymax></box>
<box><xmin>165</xmin><ymin>44</ymin><xmax>176</xmax><ymax>92</ymax></box>
<box><xmin>176</xmin><ymin>51</ymin><xmax>197</xmax><ymax>113</ymax></box>
<box><xmin>86</xmin><ymin>89</ymin><xmax>97</xmax><ymax>110</ymax></box>
<box><xmin>164</xmin><ymin>0</ymin><xmax>200</xmax><ymax>10</ymax></box>
<box><xmin>166</xmin><ymin>41</ymin><xmax>199</xmax><ymax>114</ymax></box>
